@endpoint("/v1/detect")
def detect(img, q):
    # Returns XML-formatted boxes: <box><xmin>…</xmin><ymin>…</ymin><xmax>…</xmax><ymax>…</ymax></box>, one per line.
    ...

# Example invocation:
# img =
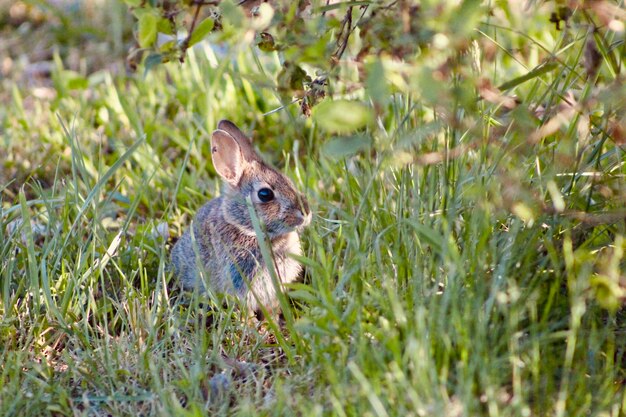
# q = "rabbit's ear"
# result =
<box><xmin>217</xmin><ymin>120</ymin><xmax>252</xmax><ymax>145</ymax></box>
<box><xmin>211</xmin><ymin>129</ymin><xmax>244</xmax><ymax>185</ymax></box>
<box><xmin>217</xmin><ymin>120</ymin><xmax>259</xmax><ymax>163</ymax></box>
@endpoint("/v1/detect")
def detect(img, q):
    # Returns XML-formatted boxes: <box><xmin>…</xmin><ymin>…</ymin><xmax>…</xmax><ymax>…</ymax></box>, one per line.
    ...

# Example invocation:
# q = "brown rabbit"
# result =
<box><xmin>171</xmin><ymin>120</ymin><xmax>311</xmax><ymax>316</ymax></box>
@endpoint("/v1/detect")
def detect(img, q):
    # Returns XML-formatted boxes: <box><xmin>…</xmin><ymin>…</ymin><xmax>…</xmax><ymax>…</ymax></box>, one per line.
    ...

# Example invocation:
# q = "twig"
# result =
<box><xmin>262</xmin><ymin>98</ymin><xmax>299</xmax><ymax>117</ymax></box>
<box><xmin>180</xmin><ymin>1</ymin><xmax>206</xmax><ymax>62</ymax></box>
<box><xmin>331</xmin><ymin>6</ymin><xmax>353</xmax><ymax>66</ymax></box>
<box><xmin>330</xmin><ymin>4</ymin><xmax>370</xmax><ymax>66</ymax></box>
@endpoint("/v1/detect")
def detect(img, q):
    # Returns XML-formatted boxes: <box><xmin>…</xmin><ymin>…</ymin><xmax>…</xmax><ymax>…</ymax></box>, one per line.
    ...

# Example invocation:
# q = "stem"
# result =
<box><xmin>180</xmin><ymin>1</ymin><xmax>205</xmax><ymax>62</ymax></box>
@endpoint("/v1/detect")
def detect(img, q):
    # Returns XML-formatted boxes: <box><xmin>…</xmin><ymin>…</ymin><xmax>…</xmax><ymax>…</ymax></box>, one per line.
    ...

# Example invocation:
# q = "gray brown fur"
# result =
<box><xmin>171</xmin><ymin>120</ymin><xmax>311</xmax><ymax>315</ymax></box>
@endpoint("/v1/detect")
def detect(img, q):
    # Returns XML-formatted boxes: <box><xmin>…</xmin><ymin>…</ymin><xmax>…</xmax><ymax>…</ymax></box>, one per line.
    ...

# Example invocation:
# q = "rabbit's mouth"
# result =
<box><xmin>286</xmin><ymin>209</ymin><xmax>312</xmax><ymax>230</ymax></box>
<box><xmin>296</xmin><ymin>210</ymin><xmax>312</xmax><ymax>228</ymax></box>
<box><xmin>265</xmin><ymin>213</ymin><xmax>311</xmax><ymax>237</ymax></box>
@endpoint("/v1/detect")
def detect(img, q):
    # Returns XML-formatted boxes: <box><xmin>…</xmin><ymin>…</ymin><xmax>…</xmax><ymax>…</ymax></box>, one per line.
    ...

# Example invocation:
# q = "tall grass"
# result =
<box><xmin>1</xmin><ymin>1</ymin><xmax>625</xmax><ymax>416</ymax></box>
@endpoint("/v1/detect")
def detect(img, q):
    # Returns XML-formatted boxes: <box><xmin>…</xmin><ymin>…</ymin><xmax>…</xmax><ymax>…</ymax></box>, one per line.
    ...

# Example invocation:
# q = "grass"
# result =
<box><xmin>1</xmin><ymin>0</ymin><xmax>626</xmax><ymax>416</ymax></box>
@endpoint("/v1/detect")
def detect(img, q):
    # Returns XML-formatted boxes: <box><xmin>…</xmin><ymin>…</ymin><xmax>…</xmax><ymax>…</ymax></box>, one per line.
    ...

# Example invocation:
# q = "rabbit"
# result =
<box><xmin>171</xmin><ymin>120</ymin><xmax>311</xmax><ymax>317</ymax></box>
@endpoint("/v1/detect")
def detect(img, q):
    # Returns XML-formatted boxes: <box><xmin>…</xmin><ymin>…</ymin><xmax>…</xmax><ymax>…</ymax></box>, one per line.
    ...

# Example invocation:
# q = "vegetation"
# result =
<box><xmin>1</xmin><ymin>0</ymin><xmax>625</xmax><ymax>415</ymax></box>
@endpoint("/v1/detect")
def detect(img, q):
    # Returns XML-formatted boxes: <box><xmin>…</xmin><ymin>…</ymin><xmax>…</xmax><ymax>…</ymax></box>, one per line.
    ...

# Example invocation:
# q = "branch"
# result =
<box><xmin>330</xmin><ymin>6</ymin><xmax>353</xmax><ymax>66</ymax></box>
<box><xmin>179</xmin><ymin>2</ymin><xmax>204</xmax><ymax>62</ymax></box>
<box><xmin>330</xmin><ymin>4</ymin><xmax>370</xmax><ymax>67</ymax></box>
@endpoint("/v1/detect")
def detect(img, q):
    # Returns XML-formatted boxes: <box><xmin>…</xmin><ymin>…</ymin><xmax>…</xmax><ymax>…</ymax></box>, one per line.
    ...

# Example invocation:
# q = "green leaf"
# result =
<box><xmin>312</xmin><ymin>100</ymin><xmax>373</xmax><ymax>134</ymax></box>
<box><xmin>188</xmin><ymin>17</ymin><xmax>214</xmax><ymax>47</ymax></box>
<box><xmin>365</xmin><ymin>59</ymin><xmax>388</xmax><ymax>105</ymax></box>
<box><xmin>138</xmin><ymin>12</ymin><xmax>158</xmax><ymax>48</ymax></box>
<box><xmin>61</xmin><ymin>70</ymin><xmax>88</xmax><ymax>90</ymax></box>
<box><xmin>323</xmin><ymin>134</ymin><xmax>371</xmax><ymax>159</ymax></box>
<box><xmin>591</xmin><ymin>275</ymin><xmax>623</xmax><ymax>312</ymax></box>
<box><xmin>287</xmin><ymin>31</ymin><xmax>333</xmax><ymax>66</ymax></box>
<box><xmin>144</xmin><ymin>53</ymin><xmax>163</xmax><ymax>75</ymax></box>
<box><xmin>316</xmin><ymin>1</ymin><xmax>372</xmax><ymax>13</ymax></box>
<box><xmin>277</xmin><ymin>62</ymin><xmax>310</xmax><ymax>92</ymax></box>
<box><xmin>512</xmin><ymin>202</ymin><xmax>535</xmax><ymax>226</ymax></box>
<box><xmin>449</xmin><ymin>0</ymin><xmax>484</xmax><ymax>37</ymax></box>
<box><xmin>67</xmin><ymin>76</ymin><xmax>88</xmax><ymax>90</ymax></box>
<box><xmin>220</xmin><ymin>0</ymin><xmax>245</xmax><ymax>27</ymax></box>
<box><xmin>158</xmin><ymin>40</ymin><xmax>175</xmax><ymax>53</ymax></box>
<box><xmin>157</xmin><ymin>17</ymin><xmax>174</xmax><ymax>35</ymax></box>
<box><xmin>19</xmin><ymin>190</ymin><xmax>40</xmax><ymax>312</ymax></box>
<box><xmin>257</xmin><ymin>32</ymin><xmax>276</xmax><ymax>52</ymax></box>
<box><xmin>497</xmin><ymin>61</ymin><xmax>559</xmax><ymax>91</ymax></box>
<box><xmin>417</xmin><ymin>67</ymin><xmax>446</xmax><ymax>105</ymax></box>
<box><xmin>397</xmin><ymin>121</ymin><xmax>444</xmax><ymax>148</ymax></box>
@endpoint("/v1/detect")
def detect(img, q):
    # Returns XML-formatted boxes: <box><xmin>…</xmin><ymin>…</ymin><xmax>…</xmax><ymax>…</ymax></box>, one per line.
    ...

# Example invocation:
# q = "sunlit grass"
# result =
<box><xmin>1</xmin><ymin>1</ymin><xmax>625</xmax><ymax>416</ymax></box>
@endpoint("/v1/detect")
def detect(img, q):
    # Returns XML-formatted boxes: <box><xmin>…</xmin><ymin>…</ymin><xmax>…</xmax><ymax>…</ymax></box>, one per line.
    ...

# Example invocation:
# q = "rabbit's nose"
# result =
<box><xmin>295</xmin><ymin>196</ymin><xmax>311</xmax><ymax>227</ymax></box>
<box><xmin>299</xmin><ymin>196</ymin><xmax>310</xmax><ymax>216</ymax></box>
<box><xmin>295</xmin><ymin>209</ymin><xmax>312</xmax><ymax>227</ymax></box>
<box><xmin>299</xmin><ymin>208</ymin><xmax>312</xmax><ymax>227</ymax></box>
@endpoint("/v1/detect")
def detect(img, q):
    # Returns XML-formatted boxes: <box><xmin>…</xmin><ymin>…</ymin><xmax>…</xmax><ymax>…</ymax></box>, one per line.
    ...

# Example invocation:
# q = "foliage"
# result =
<box><xmin>1</xmin><ymin>0</ymin><xmax>625</xmax><ymax>416</ymax></box>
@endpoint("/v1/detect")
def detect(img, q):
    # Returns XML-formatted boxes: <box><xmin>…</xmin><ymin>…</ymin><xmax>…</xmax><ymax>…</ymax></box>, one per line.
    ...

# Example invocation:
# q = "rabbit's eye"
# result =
<box><xmin>257</xmin><ymin>188</ymin><xmax>275</xmax><ymax>203</ymax></box>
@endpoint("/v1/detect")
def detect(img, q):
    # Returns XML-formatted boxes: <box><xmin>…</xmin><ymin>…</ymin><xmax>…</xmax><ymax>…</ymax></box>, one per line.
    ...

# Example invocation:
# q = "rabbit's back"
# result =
<box><xmin>171</xmin><ymin>198</ymin><xmax>221</xmax><ymax>291</ymax></box>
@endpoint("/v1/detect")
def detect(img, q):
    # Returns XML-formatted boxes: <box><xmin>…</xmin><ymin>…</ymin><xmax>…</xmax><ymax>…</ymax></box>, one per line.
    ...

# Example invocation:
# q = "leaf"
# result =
<box><xmin>62</xmin><ymin>71</ymin><xmax>88</xmax><ymax>90</ymax></box>
<box><xmin>158</xmin><ymin>40</ymin><xmax>175</xmax><ymax>53</ymax></box>
<box><xmin>407</xmin><ymin>221</ymin><xmax>461</xmax><ymax>263</ymax></box>
<box><xmin>288</xmin><ymin>30</ymin><xmax>333</xmax><ymax>66</ymax></box>
<box><xmin>512</xmin><ymin>202</ymin><xmax>535</xmax><ymax>226</ymax></box>
<box><xmin>449</xmin><ymin>0</ymin><xmax>484</xmax><ymax>36</ymax></box>
<box><xmin>188</xmin><ymin>17</ymin><xmax>214</xmax><ymax>47</ymax></box>
<box><xmin>497</xmin><ymin>61</ymin><xmax>559</xmax><ymax>91</ymax></box>
<box><xmin>288</xmin><ymin>289</ymin><xmax>320</xmax><ymax>305</ymax></box>
<box><xmin>257</xmin><ymin>32</ymin><xmax>276</xmax><ymax>52</ymax></box>
<box><xmin>417</xmin><ymin>67</ymin><xmax>446</xmax><ymax>105</ymax></box>
<box><xmin>220</xmin><ymin>0</ymin><xmax>245</xmax><ymax>27</ymax></box>
<box><xmin>312</xmin><ymin>100</ymin><xmax>373</xmax><ymax>134</ymax></box>
<box><xmin>138</xmin><ymin>12</ymin><xmax>158</xmax><ymax>48</ymax></box>
<box><xmin>19</xmin><ymin>190</ymin><xmax>40</xmax><ymax>311</ymax></box>
<box><xmin>144</xmin><ymin>53</ymin><xmax>163</xmax><ymax>75</ymax></box>
<box><xmin>396</xmin><ymin>121</ymin><xmax>444</xmax><ymax>148</ymax></box>
<box><xmin>590</xmin><ymin>275</ymin><xmax>624</xmax><ymax>312</ymax></box>
<box><xmin>365</xmin><ymin>59</ymin><xmax>388</xmax><ymax>105</ymax></box>
<box><xmin>276</xmin><ymin>62</ymin><xmax>311</xmax><ymax>100</ymax></box>
<box><xmin>316</xmin><ymin>1</ymin><xmax>372</xmax><ymax>13</ymax></box>
<box><xmin>157</xmin><ymin>17</ymin><xmax>174</xmax><ymax>35</ymax></box>
<box><xmin>277</xmin><ymin>62</ymin><xmax>310</xmax><ymax>92</ymax></box>
<box><xmin>323</xmin><ymin>134</ymin><xmax>371</xmax><ymax>159</ymax></box>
